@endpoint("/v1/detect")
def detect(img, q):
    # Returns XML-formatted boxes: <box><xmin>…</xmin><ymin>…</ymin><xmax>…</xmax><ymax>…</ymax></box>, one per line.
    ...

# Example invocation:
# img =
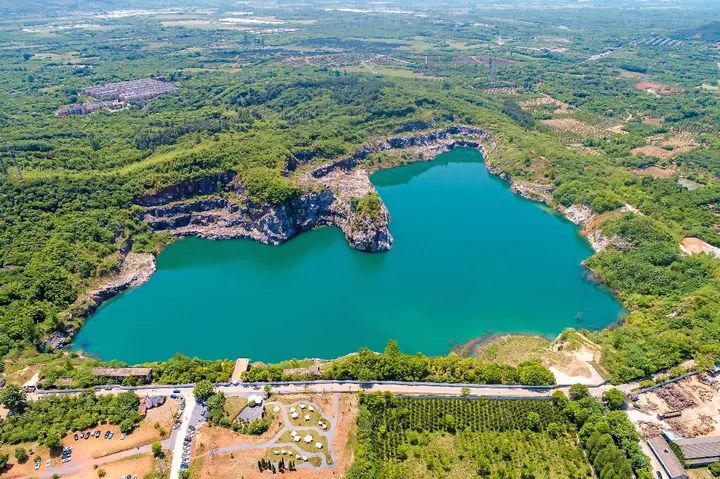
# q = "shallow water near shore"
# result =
<box><xmin>73</xmin><ymin>148</ymin><xmax>624</xmax><ymax>363</ymax></box>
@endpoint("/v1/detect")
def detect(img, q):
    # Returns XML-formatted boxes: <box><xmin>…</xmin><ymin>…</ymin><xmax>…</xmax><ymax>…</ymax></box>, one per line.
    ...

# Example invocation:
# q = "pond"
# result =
<box><xmin>72</xmin><ymin>148</ymin><xmax>624</xmax><ymax>363</ymax></box>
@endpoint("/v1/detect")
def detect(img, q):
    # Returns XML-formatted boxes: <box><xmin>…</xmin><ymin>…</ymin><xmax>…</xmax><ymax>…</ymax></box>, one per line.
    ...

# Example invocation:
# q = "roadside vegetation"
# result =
<box><xmin>242</xmin><ymin>341</ymin><xmax>555</xmax><ymax>386</ymax></box>
<box><xmin>0</xmin><ymin>388</ymin><xmax>142</xmax><ymax>447</ymax></box>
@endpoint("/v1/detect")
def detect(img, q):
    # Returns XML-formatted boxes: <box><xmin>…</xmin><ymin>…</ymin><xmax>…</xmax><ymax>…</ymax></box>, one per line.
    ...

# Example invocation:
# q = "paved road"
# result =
<box><xmin>30</xmin><ymin>379</ymin><xmax>627</xmax><ymax>479</ymax></box>
<box><xmin>169</xmin><ymin>392</ymin><xmax>197</xmax><ymax>479</ymax></box>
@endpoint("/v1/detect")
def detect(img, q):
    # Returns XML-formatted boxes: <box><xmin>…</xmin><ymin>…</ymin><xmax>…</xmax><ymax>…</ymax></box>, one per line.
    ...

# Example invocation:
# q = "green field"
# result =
<box><xmin>348</xmin><ymin>395</ymin><xmax>592</xmax><ymax>479</ymax></box>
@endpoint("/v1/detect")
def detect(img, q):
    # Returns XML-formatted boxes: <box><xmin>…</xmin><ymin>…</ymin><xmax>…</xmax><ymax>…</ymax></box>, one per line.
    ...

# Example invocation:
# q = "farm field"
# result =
<box><xmin>348</xmin><ymin>395</ymin><xmax>593</xmax><ymax>479</ymax></box>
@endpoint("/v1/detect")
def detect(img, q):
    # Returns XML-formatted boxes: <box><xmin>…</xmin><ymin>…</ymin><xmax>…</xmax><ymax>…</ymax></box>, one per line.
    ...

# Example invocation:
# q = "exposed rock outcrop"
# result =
<box><xmin>562</xmin><ymin>204</ymin><xmax>595</xmax><ymax>227</ymax></box>
<box><xmin>142</xmin><ymin>125</ymin><xmax>497</xmax><ymax>254</ymax></box>
<box><xmin>72</xmin><ymin>252</ymin><xmax>156</xmax><ymax>319</ymax></box>
<box><xmin>137</xmin><ymin>172</ymin><xmax>236</xmax><ymax>206</ymax></box>
<box><xmin>142</xmin><ymin>188</ymin><xmax>393</xmax><ymax>253</ymax></box>
<box><xmin>49</xmin><ymin>252</ymin><xmax>156</xmax><ymax>351</ymax></box>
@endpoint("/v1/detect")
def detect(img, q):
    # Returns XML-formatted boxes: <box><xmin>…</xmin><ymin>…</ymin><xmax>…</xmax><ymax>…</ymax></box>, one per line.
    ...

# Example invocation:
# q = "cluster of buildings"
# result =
<box><xmin>649</xmin><ymin>432</ymin><xmax>720</xmax><ymax>479</ymax></box>
<box><xmin>55</xmin><ymin>78</ymin><xmax>177</xmax><ymax>116</ymax></box>
<box><xmin>55</xmin><ymin>100</ymin><xmax>126</xmax><ymax>116</ymax></box>
<box><xmin>81</xmin><ymin>78</ymin><xmax>178</xmax><ymax>102</ymax></box>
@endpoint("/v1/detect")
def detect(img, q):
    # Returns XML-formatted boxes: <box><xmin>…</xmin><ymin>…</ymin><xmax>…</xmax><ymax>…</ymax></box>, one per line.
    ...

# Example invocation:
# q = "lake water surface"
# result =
<box><xmin>73</xmin><ymin>148</ymin><xmax>624</xmax><ymax>363</ymax></box>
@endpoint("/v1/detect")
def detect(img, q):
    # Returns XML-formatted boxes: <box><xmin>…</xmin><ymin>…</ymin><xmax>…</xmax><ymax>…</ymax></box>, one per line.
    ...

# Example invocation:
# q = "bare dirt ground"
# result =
<box><xmin>542</xmin><ymin>118</ymin><xmax>605</xmax><ymax>138</ymax></box>
<box><xmin>635</xmin><ymin>81</ymin><xmax>678</xmax><ymax>95</ymax></box>
<box><xmin>194</xmin><ymin>394</ymin><xmax>358</xmax><ymax>479</ymax></box>
<box><xmin>549</xmin><ymin>333</ymin><xmax>607</xmax><ymax>385</ymax></box>
<box><xmin>633</xmin><ymin>165</ymin><xmax>677</xmax><ymax>178</ymax></box>
<box><xmin>519</xmin><ymin>95</ymin><xmax>570</xmax><ymax>113</ymax></box>
<box><xmin>457</xmin><ymin>333</ymin><xmax>606</xmax><ymax>385</ymax></box>
<box><xmin>632</xmin><ymin>132</ymin><xmax>698</xmax><ymax>160</ymax></box>
<box><xmin>635</xmin><ymin>376</ymin><xmax>720</xmax><ymax>438</ymax></box>
<box><xmin>194</xmin><ymin>406</ymin><xmax>284</xmax><ymax>452</ymax></box>
<box><xmin>63</xmin><ymin>453</ymin><xmax>156</xmax><ymax>479</ymax></box>
<box><xmin>680</xmin><ymin>237</ymin><xmax>720</xmax><ymax>259</ymax></box>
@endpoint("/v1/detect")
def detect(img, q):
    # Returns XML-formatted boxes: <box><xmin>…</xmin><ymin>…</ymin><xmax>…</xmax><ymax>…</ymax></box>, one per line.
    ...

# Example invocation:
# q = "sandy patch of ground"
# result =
<box><xmin>0</xmin><ymin>442</ymin><xmax>50</xmax><ymax>478</ymax></box>
<box><xmin>680</xmin><ymin>237</ymin><xmax>720</xmax><ymax>259</ymax></box>
<box><xmin>193</xmin><ymin>405</ymin><xmax>283</xmax><ymax>452</ymax></box>
<box><xmin>519</xmin><ymin>95</ymin><xmax>570</xmax><ymax>113</ymax></box>
<box><xmin>633</xmin><ymin>164</ymin><xmax>677</xmax><ymax>178</ymax></box>
<box><xmin>549</xmin><ymin>333</ymin><xmax>607</xmax><ymax>385</ymax></box>
<box><xmin>632</xmin><ymin>132</ymin><xmax>698</xmax><ymax>160</ymax></box>
<box><xmin>635</xmin><ymin>81</ymin><xmax>678</xmax><ymax>95</ymax></box>
<box><xmin>543</xmin><ymin>118</ymin><xmax>605</xmax><ymax>138</ymax></box>
<box><xmin>64</xmin><ymin>453</ymin><xmax>156</xmax><ymax>479</ymax></box>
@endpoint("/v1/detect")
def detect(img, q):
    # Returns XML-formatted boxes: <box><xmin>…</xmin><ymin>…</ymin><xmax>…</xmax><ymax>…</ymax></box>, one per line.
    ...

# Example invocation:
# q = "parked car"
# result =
<box><xmin>120</xmin><ymin>433</ymin><xmax>126</xmax><ymax>440</ymax></box>
<box><xmin>173</xmin><ymin>389</ymin><xmax>181</xmax><ymax>394</ymax></box>
<box><xmin>104</xmin><ymin>431</ymin><xmax>110</xmax><ymax>439</ymax></box>
<box><xmin>73</xmin><ymin>433</ymin><xmax>78</xmax><ymax>440</ymax></box>
<box><xmin>94</xmin><ymin>430</ymin><xmax>101</xmax><ymax>438</ymax></box>
<box><xmin>170</xmin><ymin>394</ymin><xmax>177</xmax><ymax>399</ymax></box>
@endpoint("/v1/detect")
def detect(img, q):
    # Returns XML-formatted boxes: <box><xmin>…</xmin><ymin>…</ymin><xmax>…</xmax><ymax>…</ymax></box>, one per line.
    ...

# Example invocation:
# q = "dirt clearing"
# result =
<box><xmin>543</xmin><ymin>118</ymin><xmax>606</xmax><ymax>138</ymax></box>
<box><xmin>631</xmin><ymin>132</ymin><xmax>698</xmax><ymax>160</ymax></box>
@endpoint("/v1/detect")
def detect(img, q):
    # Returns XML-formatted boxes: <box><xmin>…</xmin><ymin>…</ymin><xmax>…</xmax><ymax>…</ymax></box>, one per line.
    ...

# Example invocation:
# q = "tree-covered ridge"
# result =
<box><xmin>0</xmin><ymin>1</ymin><xmax>719</xmax><ymax>384</ymax></box>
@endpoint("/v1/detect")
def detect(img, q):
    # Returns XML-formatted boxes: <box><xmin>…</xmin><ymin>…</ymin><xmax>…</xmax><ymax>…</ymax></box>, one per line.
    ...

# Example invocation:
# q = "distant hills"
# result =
<box><xmin>0</xmin><ymin>0</ymin><xmax>210</xmax><ymax>16</ymax></box>
<box><xmin>674</xmin><ymin>21</ymin><xmax>720</xmax><ymax>42</ymax></box>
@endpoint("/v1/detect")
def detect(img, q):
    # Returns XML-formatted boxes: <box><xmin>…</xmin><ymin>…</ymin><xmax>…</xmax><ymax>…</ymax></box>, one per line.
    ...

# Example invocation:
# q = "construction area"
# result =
<box><xmin>626</xmin><ymin>372</ymin><xmax>720</xmax><ymax>478</ymax></box>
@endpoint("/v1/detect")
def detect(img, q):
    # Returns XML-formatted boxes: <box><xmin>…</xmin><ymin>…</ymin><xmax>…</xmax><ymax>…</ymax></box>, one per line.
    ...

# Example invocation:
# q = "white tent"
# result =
<box><xmin>304</xmin><ymin>435</ymin><xmax>313</xmax><ymax>443</ymax></box>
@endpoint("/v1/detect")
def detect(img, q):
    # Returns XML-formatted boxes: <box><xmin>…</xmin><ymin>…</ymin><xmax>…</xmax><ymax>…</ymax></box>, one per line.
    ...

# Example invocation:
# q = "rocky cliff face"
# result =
<box><xmin>140</xmin><ymin>124</ymin><xmax>496</xmax><ymax>254</ymax></box>
<box><xmin>48</xmin><ymin>252</ymin><xmax>157</xmax><ymax>351</ymax></box>
<box><xmin>142</xmin><ymin>185</ymin><xmax>393</xmax><ymax>252</ymax></box>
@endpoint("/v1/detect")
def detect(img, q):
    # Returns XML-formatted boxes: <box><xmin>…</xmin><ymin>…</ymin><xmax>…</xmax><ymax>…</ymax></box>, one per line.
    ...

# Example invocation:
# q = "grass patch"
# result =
<box><xmin>223</xmin><ymin>398</ymin><xmax>248</xmax><ymax>420</ymax></box>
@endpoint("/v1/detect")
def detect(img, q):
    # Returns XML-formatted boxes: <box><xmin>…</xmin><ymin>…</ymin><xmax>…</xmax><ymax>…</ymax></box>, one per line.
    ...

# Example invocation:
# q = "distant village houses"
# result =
<box><xmin>55</xmin><ymin>77</ymin><xmax>177</xmax><ymax>116</ymax></box>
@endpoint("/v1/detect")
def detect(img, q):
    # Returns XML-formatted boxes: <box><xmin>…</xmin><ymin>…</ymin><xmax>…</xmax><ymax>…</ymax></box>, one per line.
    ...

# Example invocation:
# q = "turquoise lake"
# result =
<box><xmin>73</xmin><ymin>148</ymin><xmax>624</xmax><ymax>364</ymax></box>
